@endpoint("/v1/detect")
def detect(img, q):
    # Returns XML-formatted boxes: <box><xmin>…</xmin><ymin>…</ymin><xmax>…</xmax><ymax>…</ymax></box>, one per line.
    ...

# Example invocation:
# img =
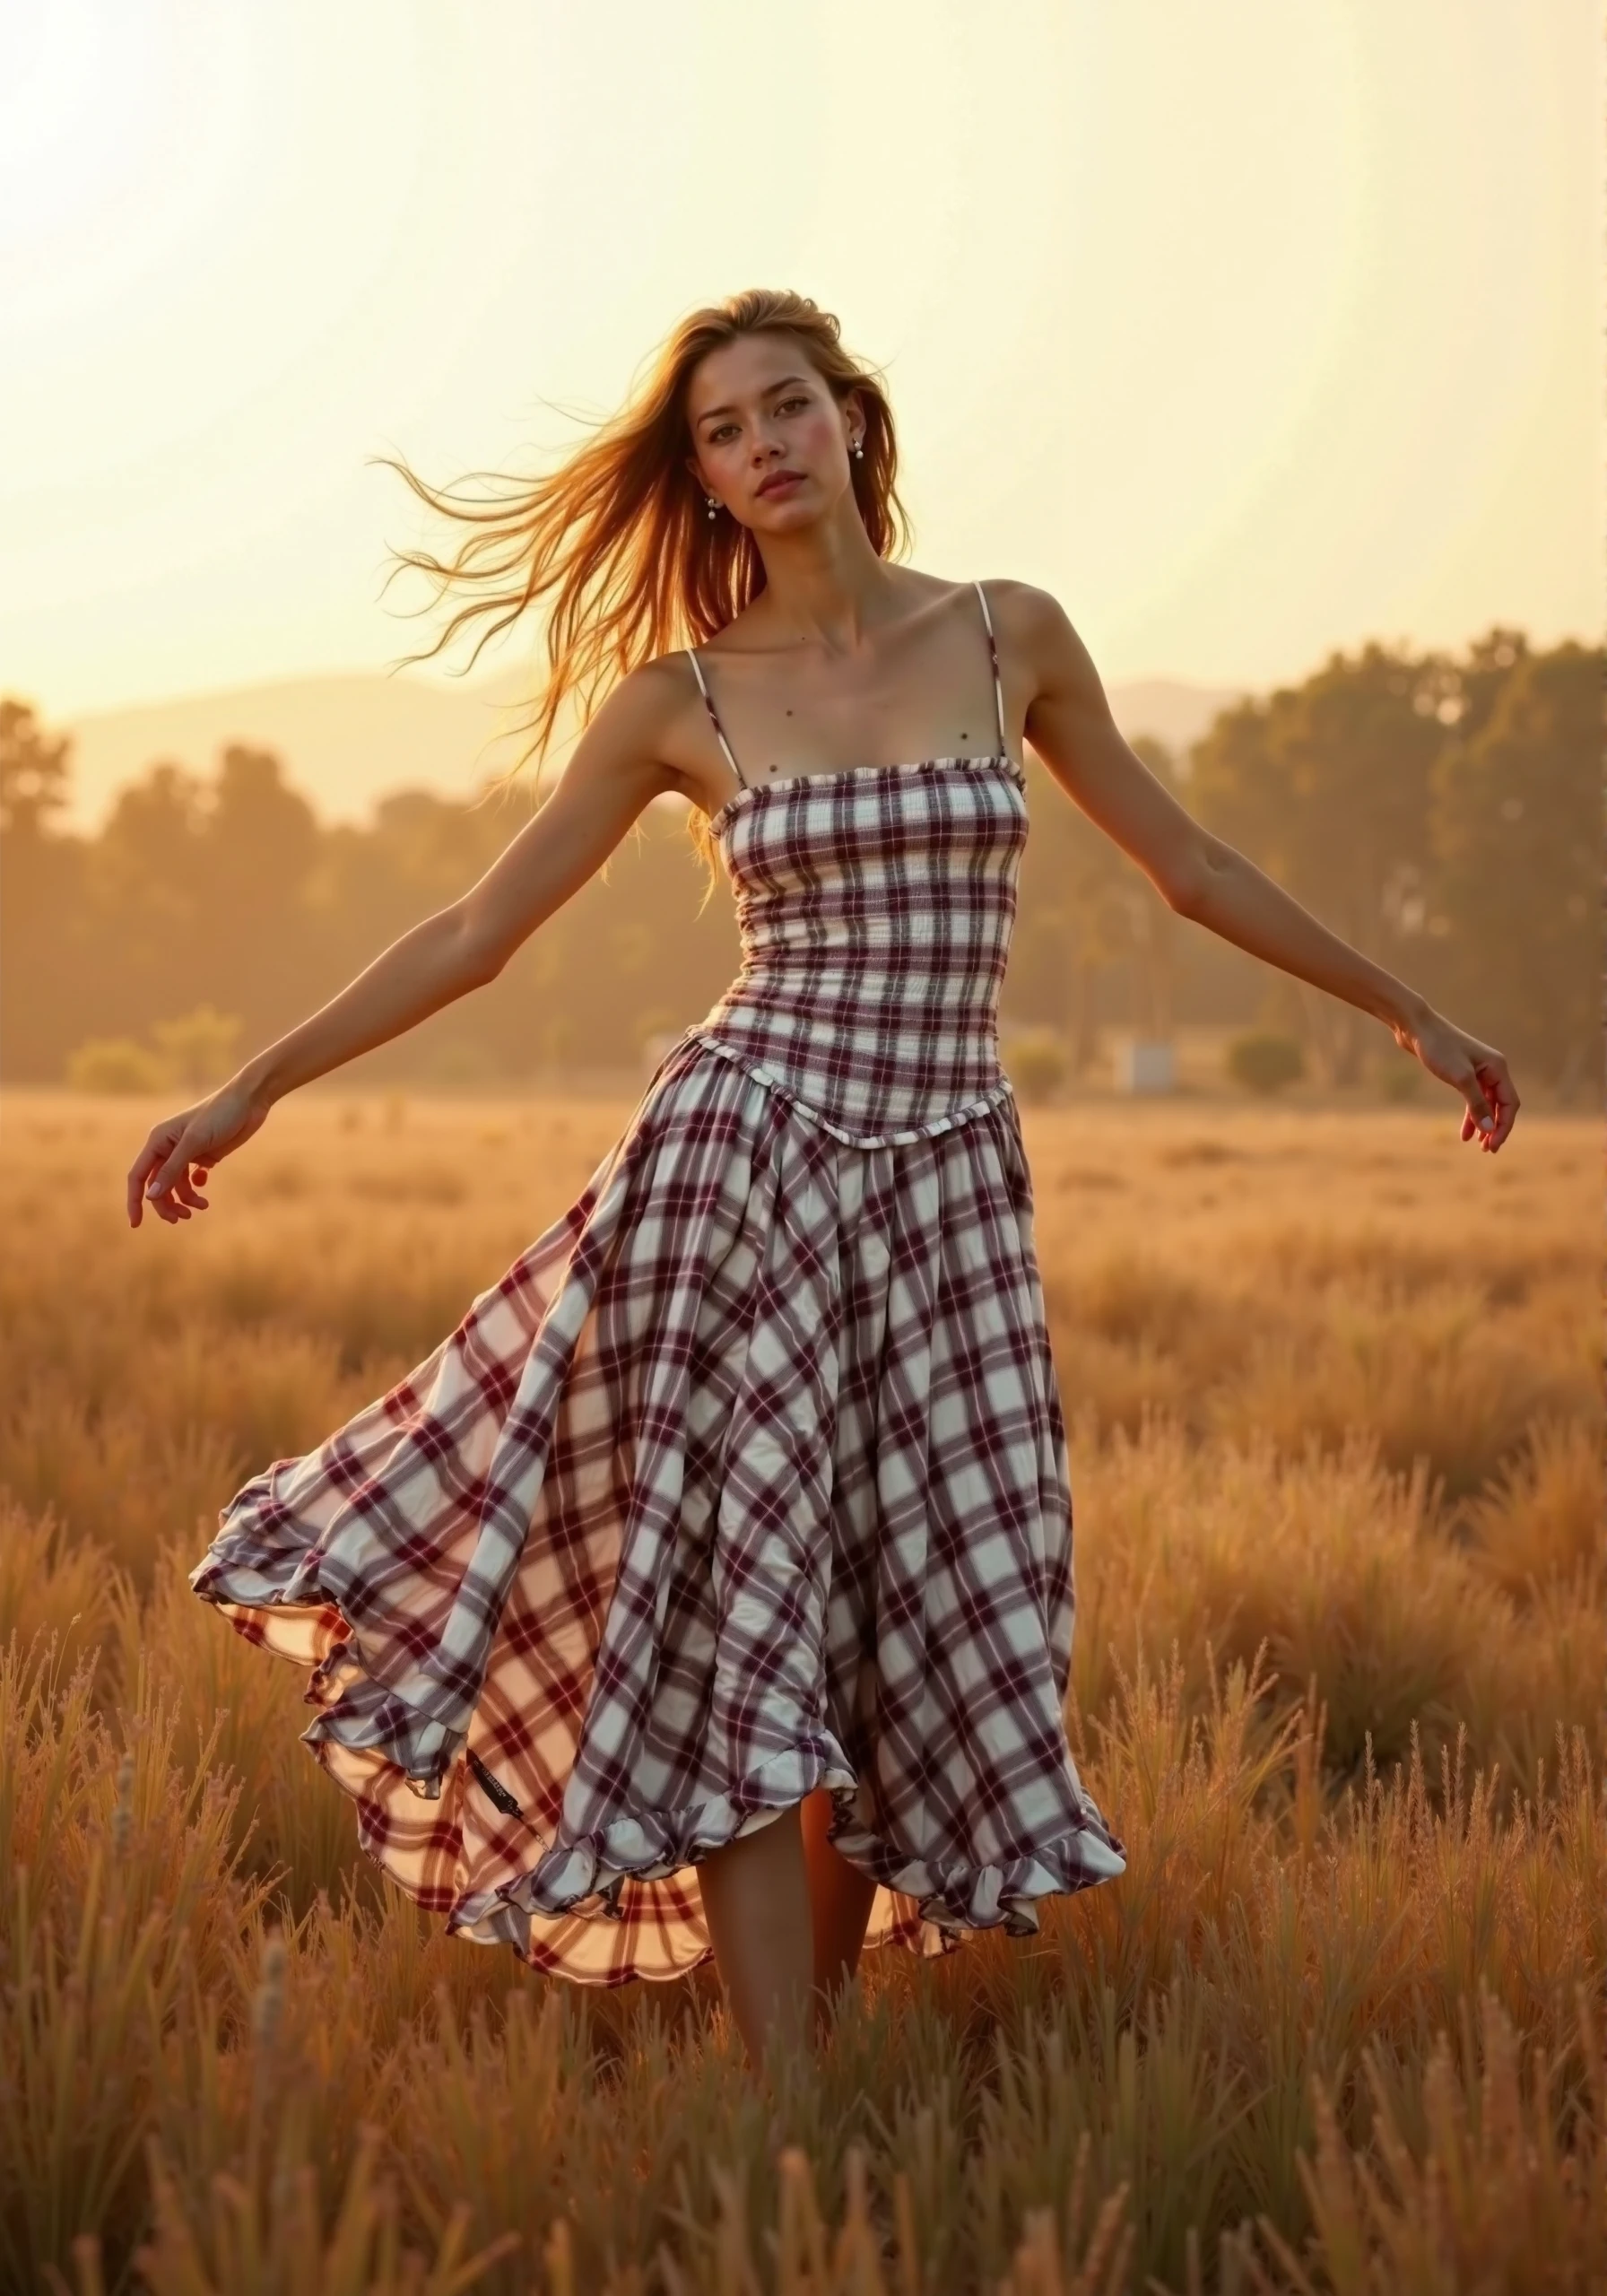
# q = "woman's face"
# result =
<box><xmin>684</xmin><ymin>334</ymin><xmax>861</xmax><ymax>532</ymax></box>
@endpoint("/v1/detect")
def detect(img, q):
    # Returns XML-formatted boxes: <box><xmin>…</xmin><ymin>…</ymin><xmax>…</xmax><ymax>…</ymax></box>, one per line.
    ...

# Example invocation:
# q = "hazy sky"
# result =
<box><xmin>3</xmin><ymin>0</ymin><xmax>1598</xmax><ymax>720</ymax></box>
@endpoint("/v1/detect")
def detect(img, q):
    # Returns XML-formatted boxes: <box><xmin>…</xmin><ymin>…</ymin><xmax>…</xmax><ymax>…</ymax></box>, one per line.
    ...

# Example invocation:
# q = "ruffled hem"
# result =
<box><xmin>435</xmin><ymin>1738</ymin><xmax>1125</xmax><ymax>1966</ymax></box>
<box><xmin>450</xmin><ymin>1735</ymin><xmax>863</xmax><ymax>1952</ymax></box>
<box><xmin>191</xmin><ymin>1553</ymin><xmax>1125</xmax><ymax>1977</ymax></box>
<box><xmin>846</xmin><ymin>1800</ymin><xmax>1128</xmax><ymax>1941</ymax></box>
<box><xmin>190</xmin><ymin>1550</ymin><xmax>469</xmax><ymax>1796</ymax></box>
<box><xmin>188</xmin><ymin>1013</ymin><xmax>1127</xmax><ymax>1987</ymax></box>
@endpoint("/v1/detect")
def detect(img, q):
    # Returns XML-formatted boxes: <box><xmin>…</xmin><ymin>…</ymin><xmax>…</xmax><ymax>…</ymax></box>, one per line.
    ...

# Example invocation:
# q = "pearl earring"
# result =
<box><xmin>706</xmin><ymin>494</ymin><xmax>718</xmax><ymax>520</ymax></box>
<box><xmin>852</xmin><ymin>436</ymin><xmax>864</xmax><ymax>459</ymax></box>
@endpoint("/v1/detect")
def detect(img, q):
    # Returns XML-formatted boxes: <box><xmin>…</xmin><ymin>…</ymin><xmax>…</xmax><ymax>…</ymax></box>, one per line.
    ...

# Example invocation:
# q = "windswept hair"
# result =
<box><xmin>376</xmin><ymin>289</ymin><xmax>913</xmax><ymax>881</ymax></box>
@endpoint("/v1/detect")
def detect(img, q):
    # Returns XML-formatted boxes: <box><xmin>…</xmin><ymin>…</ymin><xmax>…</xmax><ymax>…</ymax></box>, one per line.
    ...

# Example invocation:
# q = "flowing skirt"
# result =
<box><xmin>190</xmin><ymin>1032</ymin><xmax>1125</xmax><ymax>1985</ymax></box>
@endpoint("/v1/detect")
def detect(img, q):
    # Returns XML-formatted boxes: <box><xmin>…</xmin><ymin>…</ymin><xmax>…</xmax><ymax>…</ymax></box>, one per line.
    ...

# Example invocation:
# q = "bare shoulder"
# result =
<box><xmin>612</xmin><ymin>648</ymin><xmax>725</xmax><ymax>804</ymax></box>
<box><xmin>609</xmin><ymin>649</ymin><xmax>699</xmax><ymax>731</ymax></box>
<box><xmin>594</xmin><ymin>650</ymin><xmax>707</xmax><ymax>761</ymax></box>
<box><xmin>977</xmin><ymin>583</ymin><xmax>1204</xmax><ymax>909</ymax></box>
<box><xmin>979</xmin><ymin>579</ymin><xmax>1108</xmax><ymax>714</ymax></box>
<box><xmin>521</xmin><ymin>651</ymin><xmax>705</xmax><ymax>824</ymax></box>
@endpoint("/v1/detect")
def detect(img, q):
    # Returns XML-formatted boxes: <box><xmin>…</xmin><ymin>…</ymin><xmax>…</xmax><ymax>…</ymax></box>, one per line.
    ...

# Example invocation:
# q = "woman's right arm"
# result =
<box><xmin>128</xmin><ymin>661</ymin><xmax>693</xmax><ymax>1226</ymax></box>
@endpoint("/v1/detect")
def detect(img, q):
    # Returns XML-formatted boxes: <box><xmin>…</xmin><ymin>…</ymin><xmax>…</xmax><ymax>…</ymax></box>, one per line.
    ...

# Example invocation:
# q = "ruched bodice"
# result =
<box><xmin>686</xmin><ymin>752</ymin><xmax>1029</xmax><ymax>1147</ymax></box>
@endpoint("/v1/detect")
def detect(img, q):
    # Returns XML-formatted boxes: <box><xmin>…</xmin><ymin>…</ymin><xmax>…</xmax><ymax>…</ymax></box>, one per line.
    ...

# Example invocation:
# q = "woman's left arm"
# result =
<box><xmin>1004</xmin><ymin>582</ymin><xmax>1519</xmax><ymax>1152</ymax></box>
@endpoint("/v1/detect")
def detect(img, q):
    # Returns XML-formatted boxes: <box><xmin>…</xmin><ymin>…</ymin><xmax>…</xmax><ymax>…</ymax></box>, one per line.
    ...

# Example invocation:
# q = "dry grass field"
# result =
<box><xmin>0</xmin><ymin>1085</ymin><xmax>1601</xmax><ymax>2294</ymax></box>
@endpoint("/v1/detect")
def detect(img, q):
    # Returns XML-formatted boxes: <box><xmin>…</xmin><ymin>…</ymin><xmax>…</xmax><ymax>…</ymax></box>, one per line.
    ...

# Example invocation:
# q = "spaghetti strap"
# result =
<box><xmin>686</xmin><ymin>649</ymin><xmax>748</xmax><ymax>790</ymax></box>
<box><xmin>972</xmin><ymin>580</ymin><xmax>1009</xmax><ymax>760</ymax></box>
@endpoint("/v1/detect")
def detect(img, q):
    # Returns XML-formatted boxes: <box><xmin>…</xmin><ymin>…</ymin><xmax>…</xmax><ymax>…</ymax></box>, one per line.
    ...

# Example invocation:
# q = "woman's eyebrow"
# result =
<box><xmin>695</xmin><ymin>376</ymin><xmax>811</xmax><ymax>424</ymax></box>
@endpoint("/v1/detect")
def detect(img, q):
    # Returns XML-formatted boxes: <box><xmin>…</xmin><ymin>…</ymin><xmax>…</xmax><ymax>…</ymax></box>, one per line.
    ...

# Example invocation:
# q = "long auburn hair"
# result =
<box><xmin>377</xmin><ymin>289</ymin><xmax>914</xmax><ymax>885</ymax></box>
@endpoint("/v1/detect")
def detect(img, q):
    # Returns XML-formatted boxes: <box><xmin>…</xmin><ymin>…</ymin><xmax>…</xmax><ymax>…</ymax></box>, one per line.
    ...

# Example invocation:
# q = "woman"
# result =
<box><xmin>126</xmin><ymin>289</ymin><xmax>1517</xmax><ymax>2077</ymax></box>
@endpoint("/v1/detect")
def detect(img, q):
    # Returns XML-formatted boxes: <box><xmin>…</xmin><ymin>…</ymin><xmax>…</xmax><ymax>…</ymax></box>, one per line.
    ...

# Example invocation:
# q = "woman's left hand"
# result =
<box><xmin>126</xmin><ymin>1076</ymin><xmax>273</xmax><ymax>1225</ymax></box>
<box><xmin>1390</xmin><ymin>1006</ymin><xmax>1519</xmax><ymax>1151</ymax></box>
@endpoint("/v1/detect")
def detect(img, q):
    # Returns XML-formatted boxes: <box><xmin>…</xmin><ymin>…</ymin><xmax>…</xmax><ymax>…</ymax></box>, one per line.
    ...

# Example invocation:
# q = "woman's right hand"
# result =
<box><xmin>126</xmin><ymin>1076</ymin><xmax>273</xmax><ymax>1227</ymax></box>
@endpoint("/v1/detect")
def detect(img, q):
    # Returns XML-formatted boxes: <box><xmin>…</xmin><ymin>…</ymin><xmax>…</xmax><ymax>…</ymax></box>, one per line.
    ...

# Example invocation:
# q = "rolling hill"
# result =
<box><xmin>56</xmin><ymin>666</ymin><xmax>1247</xmax><ymax>835</ymax></box>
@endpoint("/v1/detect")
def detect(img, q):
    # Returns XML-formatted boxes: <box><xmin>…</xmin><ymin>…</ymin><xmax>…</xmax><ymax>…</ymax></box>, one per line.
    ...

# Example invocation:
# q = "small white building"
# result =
<box><xmin>1110</xmin><ymin>1035</ymin><xmax>1177</xmax><ymax>1094</ymax></box>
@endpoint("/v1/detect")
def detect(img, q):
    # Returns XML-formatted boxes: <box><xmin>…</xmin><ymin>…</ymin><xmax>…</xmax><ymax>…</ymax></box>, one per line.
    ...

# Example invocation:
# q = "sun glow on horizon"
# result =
<box><xmin>1</xmin><ymin>0</ymin><xmax>1596</xmax><ymax>725</ymax></box>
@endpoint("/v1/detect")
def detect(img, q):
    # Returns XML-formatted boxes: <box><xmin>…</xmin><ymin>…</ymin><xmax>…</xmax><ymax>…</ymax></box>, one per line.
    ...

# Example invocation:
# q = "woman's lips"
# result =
<box><xmin>757</xmin><ymin>473</ymin><xmax>803</xmax><ymax>497</ymax></box>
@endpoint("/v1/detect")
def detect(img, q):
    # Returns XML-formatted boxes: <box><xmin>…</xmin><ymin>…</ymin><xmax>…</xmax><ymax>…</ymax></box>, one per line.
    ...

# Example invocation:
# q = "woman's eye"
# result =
<box><xmin>708</xmin><ymin>396</ymin><xmax>806</xmax><ymax>442</ymax></box>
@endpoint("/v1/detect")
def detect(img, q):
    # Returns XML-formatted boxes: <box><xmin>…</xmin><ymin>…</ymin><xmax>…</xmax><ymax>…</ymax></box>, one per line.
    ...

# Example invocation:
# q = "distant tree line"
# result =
<box><xmin>0</xmin><ymin>626</ymin><xmax>1595</xmax><ymax>1099</ymax></box>
<box><xmin>1184</xmin><ymin>629</ymin><xmax>1598</xmax><ymax>1097</ymax></box>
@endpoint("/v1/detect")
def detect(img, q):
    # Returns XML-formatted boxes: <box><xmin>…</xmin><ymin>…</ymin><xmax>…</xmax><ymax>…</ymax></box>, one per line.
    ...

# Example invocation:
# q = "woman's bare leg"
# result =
<box><xmin>696</xmin><ymin>1804</ymin><xmax>815</xmax><ymax>2076</ymax></box>
<box><xmin>800</xmin><ymin>1785</ymin><xmax>878</xmax><ymax>2038</ymax></box>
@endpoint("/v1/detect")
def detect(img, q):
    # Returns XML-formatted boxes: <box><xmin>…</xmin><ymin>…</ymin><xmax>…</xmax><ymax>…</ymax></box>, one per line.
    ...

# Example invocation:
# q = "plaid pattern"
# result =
<box><xmin>689</xmin><ymin>755</ymin><xmax>1025</xmax><ymax>1146</ymax></box>
<box><xmin>189</xmin><ymin>585</ymin><xmax>1126</xmax><ymax>1987</ymax></box>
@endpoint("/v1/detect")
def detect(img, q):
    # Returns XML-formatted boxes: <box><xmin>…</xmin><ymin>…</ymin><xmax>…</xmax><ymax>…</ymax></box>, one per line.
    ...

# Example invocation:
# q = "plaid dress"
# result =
<box><xmin>190</xmin><ymin>580</ymin><xmax>1125</xmax><ymax>1985</ymax></box>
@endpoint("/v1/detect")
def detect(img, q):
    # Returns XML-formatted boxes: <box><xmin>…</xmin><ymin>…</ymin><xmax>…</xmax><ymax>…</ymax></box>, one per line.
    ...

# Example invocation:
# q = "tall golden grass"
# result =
<box><xmin>0</xmin><ymin>1089</ymin><xmax>1600</xmax><ymax>2294</ymax></box>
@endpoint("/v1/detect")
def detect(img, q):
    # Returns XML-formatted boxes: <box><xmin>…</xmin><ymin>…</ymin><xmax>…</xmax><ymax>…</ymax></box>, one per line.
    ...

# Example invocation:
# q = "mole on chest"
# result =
<box><xmin>760</xmin><ymin>709</ymin><xmax>972</xmax><ymax>775</ymax></box>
